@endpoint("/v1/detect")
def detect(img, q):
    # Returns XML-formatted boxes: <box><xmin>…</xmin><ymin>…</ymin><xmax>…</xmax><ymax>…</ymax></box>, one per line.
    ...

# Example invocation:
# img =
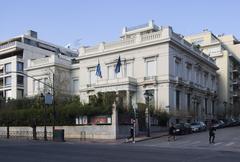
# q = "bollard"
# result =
<box><xmin>32</xmin><ymin>126</ymin><xmax>37</xmax><ymax>140</ymax></box>
<box><xmin>7</xmin><ymin>126</ymin><xmax>9</xmax><ymax>139</ymax></box>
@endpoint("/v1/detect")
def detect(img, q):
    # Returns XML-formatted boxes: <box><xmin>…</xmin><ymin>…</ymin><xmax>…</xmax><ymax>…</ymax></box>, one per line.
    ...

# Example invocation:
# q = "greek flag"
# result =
<box><xmin>96</xmin><ymin>61</ymin><xmax>102</xmax><ymax>78</ymax></box>
<box><xmin>115</xmin><ymin>56</ymin><xmax>121</xmax><ymax>73</ymax></box>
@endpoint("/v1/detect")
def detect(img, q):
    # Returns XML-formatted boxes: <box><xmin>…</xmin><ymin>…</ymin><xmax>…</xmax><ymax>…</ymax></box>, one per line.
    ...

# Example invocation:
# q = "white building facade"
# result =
<box><xmin>77</xmin><ymin>21</ymin><xmax>219</xmax><ymax>122</ymax></box>
<box><xmin>0</xmin><ymin>30</ymin><xmax>77</xmax><ymax>99</ymax></box>
<box><xmin>185</xmin><ymin>32</ymin><xmax>240</xmax><ymax>118</ymax></box>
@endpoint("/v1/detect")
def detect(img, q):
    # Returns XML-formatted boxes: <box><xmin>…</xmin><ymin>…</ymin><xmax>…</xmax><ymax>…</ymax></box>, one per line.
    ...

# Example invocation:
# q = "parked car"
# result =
<box><xmin>198</xmin><ymin>121</ymin><xmax>207</xmax><ymax>131</ymax></box>
<box><xmin>190</xmin><ymin>123</ymin><xmax>201</xmax><ymax>132</ymax></box>
<box><xmin>175</xmin><ymin>123</ymin><xmax>192</xmax><ymax>135</ymax></box>
<box><xmin>191</xmin><ymin>122</ymin><xmax>207</xmax><ymax>132</ymax></box>
<box><xmin>217</xmin><ymin>120</ymin><xmax>225</xmax><ymax>128</ymax></box>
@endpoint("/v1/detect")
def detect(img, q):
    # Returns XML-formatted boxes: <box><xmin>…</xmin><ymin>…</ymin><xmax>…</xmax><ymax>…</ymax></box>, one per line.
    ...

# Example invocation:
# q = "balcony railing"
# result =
<box><xmin>87</xmin><ymin>77</ymin><xmax>137</xmax><ymax>88</ymax></box>
<box><xmin>0</xmin><ymin>41</ymin><xmax>17</xmax><ymax>50</ymax></box>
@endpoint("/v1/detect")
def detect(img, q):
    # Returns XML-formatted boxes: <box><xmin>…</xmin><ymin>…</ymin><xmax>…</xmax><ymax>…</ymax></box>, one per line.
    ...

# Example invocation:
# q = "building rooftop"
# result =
<box><xmin>0</xmin><ymin>30</ymin><xmax>78</xmax><ymax>57</ymax></box>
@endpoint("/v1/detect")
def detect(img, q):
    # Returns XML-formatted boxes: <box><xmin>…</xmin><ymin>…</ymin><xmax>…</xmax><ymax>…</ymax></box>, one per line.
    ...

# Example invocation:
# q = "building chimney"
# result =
<box><xmin>26</xmin><ymin>30</ymin><xmax>38</xmax><ymax>39</ymax></box>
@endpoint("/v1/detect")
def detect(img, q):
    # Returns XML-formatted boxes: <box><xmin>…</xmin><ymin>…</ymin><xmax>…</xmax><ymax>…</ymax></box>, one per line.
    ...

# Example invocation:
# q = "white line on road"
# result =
<box><xmin>225</xmin><ymin>142</ymin><xmax>234</xmax><ymax>146</ymax></box>
<box><xmin>213</xmin><ymin>142</ymin><xmax>223</xmax><ymax>146</ymax></box>
<box><xmin>189</xmin><ymin>141</ymin><xmax>201</xmax><ymax>145</ymax></box>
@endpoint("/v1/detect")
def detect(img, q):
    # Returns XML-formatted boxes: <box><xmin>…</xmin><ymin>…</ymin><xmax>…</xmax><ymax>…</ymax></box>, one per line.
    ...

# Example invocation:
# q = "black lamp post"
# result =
<box><xmin>41</xmin><ymin>93</ymin><xmax>47</xmax><ymax>141</ymax></box>
<box><xmin>144</xmin><ymin>91</ymin><xmax>153</xmax><ymax>137</ymax></box>
<box><xmin>223</xmin><ymin>101</ymin><xmax>227</xmax><ymax>119</ymax></box>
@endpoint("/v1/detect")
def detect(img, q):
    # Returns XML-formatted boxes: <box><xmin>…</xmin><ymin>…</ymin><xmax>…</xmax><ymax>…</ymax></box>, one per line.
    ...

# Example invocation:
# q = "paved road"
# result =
<box><xmin>0</xmin><ymin>127</ymin><xmax>239</xmax><ymax>162</ymax></box>
<box><xmin>136</xmin><ymin>126</ymin><xmax>240</xmax><ymax>152</ymax></box>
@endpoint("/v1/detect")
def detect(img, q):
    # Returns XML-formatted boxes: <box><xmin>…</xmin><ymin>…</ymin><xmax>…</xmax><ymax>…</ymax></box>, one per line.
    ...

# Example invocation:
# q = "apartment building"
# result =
<box><xmin>0</xmin><ymin>30</ymin><xmax>77</xmax><ymax>99</ymax></box>
<box><xmin>77</xmin><ymin>21</ymin><xmax>219</xmax><ymax>122</ymax></box>
<box><xmin>185</xmin><ymin>31</ymin><xmax>240</xmax><ymax>118</ymax></box>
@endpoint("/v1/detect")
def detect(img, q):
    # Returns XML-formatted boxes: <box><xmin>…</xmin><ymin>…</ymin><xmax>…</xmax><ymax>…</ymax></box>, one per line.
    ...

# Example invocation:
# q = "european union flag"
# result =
<box><xmin>96</xmin><ymin>62</ymin><xmax>102</xmax><ymax>78</ymax></box>
<box><xmin>115</xmin><ymin>56</ymin><xmax>121</xmax><ymax>73</ymax></box>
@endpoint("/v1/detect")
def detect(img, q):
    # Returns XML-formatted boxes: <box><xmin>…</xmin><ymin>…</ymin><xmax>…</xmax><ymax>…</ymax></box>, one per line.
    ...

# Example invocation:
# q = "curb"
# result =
<box><xmin>125</xmin><ymin>133</ymin><xmax>168</xmax><ymax>143</ymax></box>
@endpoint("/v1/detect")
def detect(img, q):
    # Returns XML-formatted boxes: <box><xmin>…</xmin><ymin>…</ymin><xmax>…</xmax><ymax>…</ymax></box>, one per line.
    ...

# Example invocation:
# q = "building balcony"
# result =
<box><xmin>27</xmin><ymin>54</ymin><xmax>72</xmax><ymax>69</ymax></box>
<box><xmin>0</xmin><ymin>41</ymin><xmax>23</xmax><ymax>56</ymax></box>
<box><xmin>143</xmin><ymin>76</ymin><xmax>157</xmax><ymax>85</ymax></box>
<box><xmin>86</xmin><ymin>77</ymin><xmax>137</xmax><ymax>91</ymax></box>
<box><xmin>174</xmin><ymin>76</ymin><xmax>184</xmax><ymax>86</ymax></box>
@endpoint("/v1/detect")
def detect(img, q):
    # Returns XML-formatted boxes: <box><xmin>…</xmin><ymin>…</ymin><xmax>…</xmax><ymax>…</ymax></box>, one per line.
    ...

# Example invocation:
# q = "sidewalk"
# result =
<box><xmin>126</xmin><ymin>131</ymin><xmax>168</xmax><ymax>143</ymax></box>
<box><xmin>65</xmin><ymin>131</ymin><xmax>168</xmax><ymax>144</ymax></box>
<box><xmin>0</xmin><ymin>132</ymin><xmax>168</xmax><ymax>144</ymax></box>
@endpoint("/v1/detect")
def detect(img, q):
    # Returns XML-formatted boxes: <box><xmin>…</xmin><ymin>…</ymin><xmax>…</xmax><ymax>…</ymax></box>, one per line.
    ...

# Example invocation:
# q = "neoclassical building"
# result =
<box><xmin>77</xmin><ymin>21</ymin><xmax>219</xmax><ymax>122</ymax></box>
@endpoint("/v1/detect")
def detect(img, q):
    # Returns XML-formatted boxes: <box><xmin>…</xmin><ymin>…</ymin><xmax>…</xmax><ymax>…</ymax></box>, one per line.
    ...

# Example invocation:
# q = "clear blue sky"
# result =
<box><xmin>1</xmin><ymin>0</ymin><xmax>240</xmax><ymax>47</ymax></box>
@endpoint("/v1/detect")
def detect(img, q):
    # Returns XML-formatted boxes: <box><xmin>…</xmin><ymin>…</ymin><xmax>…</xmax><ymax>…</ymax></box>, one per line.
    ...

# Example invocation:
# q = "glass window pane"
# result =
<box><xmin>126</xmin><ymin>63</ymin><xmax>133</xmax><ymax>77</ymax></box>
<box><xmin>147</xmin><ymin>61</ymin><xmax>156</xmax><ymax>76</ymax></box>
<box><xmin>17</xmin><ymin>75</ymin><xmax>24</xmax><ymax>85</ymax></box>
<box><xmin>90</xmin><ymin>70</ymin><xmax>96</xmax><ymax>84</ymax></box>
<box><xmin>5</xmin><ymin>76</ymin><xmax>11</xmax><ymax>86</ymax></box>
<box><xmin>73</xmin><ymin>79</ymin><xmax>79</xmax><ymax>93</ymax></box>
<box><xmin>5</xmin><ymin>90</ymin><xmax>12</xmax><ymax>99</ymax></box>
<box><xmin>17</xmin><ymin>62</ymin><xmax>24</xmax><ymax>72</ymax></box>
<box><xmin>108</xmin><ymin>66</ymin><xmax>114</xmax><ymax>80</ymax></box>
<box><xmin>5</xmin><ymin>63</ymin><xmax>11</xmax><ymax>73</ymax></box>
<box><xmin>17</xmin><ymin>89</ymin><xmax>24</xmax><ymax>99</ymax></box>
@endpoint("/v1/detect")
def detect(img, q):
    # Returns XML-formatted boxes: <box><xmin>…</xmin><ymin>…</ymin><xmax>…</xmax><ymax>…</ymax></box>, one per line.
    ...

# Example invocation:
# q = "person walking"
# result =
<box><xmin>126</xmin><ymin>126</ymin><xmax>134</xmax><ymax>142</ymax></box>
<box><xmin>209</xmin><ymin>125</ymin><xmax>216</xmax><ymax>144</ymax></box>
<box><xmin>168</xmin><ymin>123</ymin><xmax>176</xmax><ymax>141</ymax></box>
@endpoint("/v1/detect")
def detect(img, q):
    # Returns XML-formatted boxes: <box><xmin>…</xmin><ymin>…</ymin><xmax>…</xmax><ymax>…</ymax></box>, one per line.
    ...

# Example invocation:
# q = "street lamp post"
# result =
<box><xmin>144</xmin><ymin>91</ymin><xmax>153</xmax><ymax>137</ymax></box>
<box><xmin>41</xmin><ymin>93</ymin><xmax>47</xmax><ymax>141</ymax></box>
<box><xmin>223</xmin><ymin>101</ymin><xmax>227</xmax><ymax>119</ymax></box>
<box><xmin>9</xmin><ymin>71</ymin><xmax>55</xmax><ymax>139</ymax></box>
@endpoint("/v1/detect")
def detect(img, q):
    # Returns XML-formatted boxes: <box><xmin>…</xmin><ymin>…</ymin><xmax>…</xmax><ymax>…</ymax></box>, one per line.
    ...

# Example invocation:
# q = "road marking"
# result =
<box><xmin>190</xmin><ymin>141</ymin><xmax>201</xmax><ymax>145</ymax></box>
<box><xmin>213</xmin><ymin>142</ymin><xmax>223</xmax><ymax>146</ymax></box>
<box><xmin>225</xmin><ymin>142</ymin><xmax>234</xmax><ymax>146</ymax></box>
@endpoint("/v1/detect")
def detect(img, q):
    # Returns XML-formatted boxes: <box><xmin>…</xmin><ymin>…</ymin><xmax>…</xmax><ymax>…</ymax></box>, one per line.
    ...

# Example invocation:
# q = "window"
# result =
<box><xmin>17</xmin><ymin>62</ymin><xmax>24</xmax><ymax>72</ymax></box>
<box><xmin>212</xmin><ymin>100</ymin><xmax>215</xmax><ymax>115</ymax></box>
<box><xmin>175</xmin><ymin>62</ymin><xmax>180</xmax><ymax>77</ymax></box>
<box><xmin>72</xmin><ymin>79</ymin><xmax>79</xmax><ymax>93</ymax></box>
<box><xmin>176</xmin><ymin>90</ymin><xmax>180</xmax><ymax>110</ymax></box>
<box><xmin>187</xmin><ymin>94</ymin><xmax>191</xmax><ymax>112</ymax></box>
<box><xmin>116</xmin><ymin>65</ymin><xmax>123</xmax><ymax>79</ymax></box>
<box><xmin>204</xmin><ymin>73</ymin><xmax>208</xmax><ymax>87</ymax></box>
<box><xmin>211</xmin><ymin>76</ymin><xmax>215</xmax><ymax>90</ymax></box>
<box><xmin>108</xmin><ymin>66</ymin><xmax>114</xmax><ymax>80</ymax></box>
<box><xmin>186</xmin><ymin>68</ymin><xmax>191</xmax><ymax>81</ymax></box>
<box><xmin>5</xmin><ymin>76</ymin><xmax>11</xmax><ymax>86</ymax></box>
<box><xmin>17</xmin><ymin>75</ymin><xmax>24</xmax><ymax>85</ymax></box>
<box><xmin>17</xmin><ymin>89</ymin><xmax>24</xmax><ymax>99</ymax></box>
<box><xmin>146</xmin><ymin>60</ymin><xmax>156</xmax><ymax>77</ymax></box>
<box><xmin>125</xmin><ymin>63</ymin><xmax>133</xmax><ymax>77</ymax></box>
<box><xmin>205</xmin><ymin>98</ymin><xmax>208</xmax><ymax>115</ymax></box>
<box><xmin>5</xmin><ymin>63</ymin><xmax>11</xmax><ymax>73</ymax></box>
<box><xmin>90</xmin><ymin>70</ymin><xmax>96</xmax><ymax>85</ymax></box>
<box><xmin>195</xmin><ymin>70</ymin><xmax>199</xmax><ymax>84</ymax></box>
<box><xmin>5</xmin><ymin>90</ymin><xmax>12</xmax><ymax>99</ymax></box>
<box><xmin>33</xmin><ymin>80</ymin><xmax>39</xmax><ymax>93</ymax></box>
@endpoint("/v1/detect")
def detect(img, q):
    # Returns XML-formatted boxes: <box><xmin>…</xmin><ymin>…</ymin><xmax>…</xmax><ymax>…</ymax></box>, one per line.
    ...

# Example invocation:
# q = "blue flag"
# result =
<box><xmin>96</xmin><ymin>62</ymin><xmax>102</xmax><ymax>78</ymax></box>
<box><xmin>115</xmin><ymin>56</ymin><xmax>121</xmax><ymax>73</ymax></box>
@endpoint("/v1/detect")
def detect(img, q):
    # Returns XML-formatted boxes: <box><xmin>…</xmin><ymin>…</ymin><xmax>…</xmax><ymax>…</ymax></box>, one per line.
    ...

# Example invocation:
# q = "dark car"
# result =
<box><xmin>175</xmin><ymin>123</ymin><xmax>192</xmax><ymax>135</ymax></box>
